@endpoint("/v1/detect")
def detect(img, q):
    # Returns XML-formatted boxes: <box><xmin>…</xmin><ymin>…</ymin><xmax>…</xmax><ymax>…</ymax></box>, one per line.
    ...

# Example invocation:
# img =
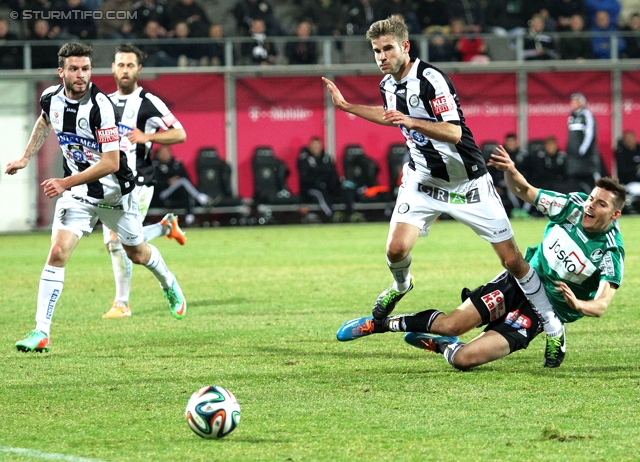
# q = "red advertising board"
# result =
<box><xmin>235</xmin><ymin>76</ymin><xmax>325</xmax><ymax>197</ymax></box>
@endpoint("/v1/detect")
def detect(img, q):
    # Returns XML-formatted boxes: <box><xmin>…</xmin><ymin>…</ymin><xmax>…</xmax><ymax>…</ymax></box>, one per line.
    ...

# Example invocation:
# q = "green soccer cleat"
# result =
<box><xmin>16</xmin><ymin>330</ymin><xmax>51</xmax><ymax>353</ymax></box>
<box><xmin>164</xmin><ymin>278</ymin><xmax>187</xmax><ymax>319</ymax></box>
<box><xmin>372</xmin><ymin>277</ymin><xmax>414</xmax><ymax>320</ymax></box>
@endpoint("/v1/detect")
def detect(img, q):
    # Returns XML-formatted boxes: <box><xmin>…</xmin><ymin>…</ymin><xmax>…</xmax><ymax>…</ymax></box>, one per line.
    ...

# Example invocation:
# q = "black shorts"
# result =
<box><xmin>463</xmin><ymin>271</ymin><xmax>544</xmax><ymax>353</ymax></box>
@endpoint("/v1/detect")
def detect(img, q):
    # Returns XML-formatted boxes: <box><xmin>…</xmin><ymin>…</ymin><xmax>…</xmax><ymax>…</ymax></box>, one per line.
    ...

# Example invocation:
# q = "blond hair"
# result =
<box><xmin>366</xmin><ymin>16</ymin><xmax>408</xmax><ymax>44</ymax></box>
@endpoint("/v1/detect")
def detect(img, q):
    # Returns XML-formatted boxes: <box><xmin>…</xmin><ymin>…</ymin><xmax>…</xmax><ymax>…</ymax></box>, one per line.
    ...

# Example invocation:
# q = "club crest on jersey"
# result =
<box><xmin>96</xmin><ymin>126</ymin><xmax>119</xmax><ymax>144</ymax></box>
<box><xmin>398</xmin><ymin>203</ymin><xmax>410</xmax><ymax>214</ymax></box>
<box><xmin>590</xmin><ymin>249</ymin><xmax>604</xmax><ymax>261</ymax></box>
<box><xmin>409</xmin><ymin>94</ymin><xmax>420</xmax><ymax>108</ymax></box>
<box><xmin>78</xmin><ymin>118</ymin><xmax>88</xmax><ymax>130</ymax></box>
<box><xmin>505</xmin><ymin>310</ymin><xmax>531</xmax><ymax>329</ymax></box>
<box><xmin>430</xmin><ymin>94</ymin><xmax>456</xmax><ymax>115</ymax></box>
<box><xmin>57</xmin><ymin>208</ymin><xmax>66</xmax><ymax>219</ymax></box>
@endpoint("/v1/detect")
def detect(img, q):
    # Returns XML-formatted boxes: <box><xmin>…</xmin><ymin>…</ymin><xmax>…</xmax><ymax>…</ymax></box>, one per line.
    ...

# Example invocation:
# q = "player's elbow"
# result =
<box><xmin>176</xmin><ymin>129</ymin><xmax>187</xmax><ymax>143</ymax></box>
<box><xmin>451</xmin><ymin>126</ymin><xmax>462</xmax><ymax>144</ymax></box>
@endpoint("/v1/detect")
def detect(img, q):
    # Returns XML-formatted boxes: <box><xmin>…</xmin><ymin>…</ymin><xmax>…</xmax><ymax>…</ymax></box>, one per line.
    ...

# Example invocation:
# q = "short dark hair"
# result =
<box><xmin>114</xmin><ymin>44</ymin><xmax>147</xmax><ymax>65</ymax></box>
<box><xmin>595</xmin><ymin>177</ymin><xmax>626</xmax><ymax>211</ymax></box>
<box><xmin>505</xmin><ymin>133</ymin><xmax>517</xmax><ymax>140</ymax></box>
<box><xmin>58</xmin><ymin>42</ymin><xmax>92</xmax><ymax>68</ymax></box>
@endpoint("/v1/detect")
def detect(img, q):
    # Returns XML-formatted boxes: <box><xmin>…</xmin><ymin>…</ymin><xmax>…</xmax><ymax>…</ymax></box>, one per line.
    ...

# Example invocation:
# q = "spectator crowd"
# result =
<box><xmin>1</xmin><ymin>0</ymin><xmax>640</xmax><ymax>68</ymax></box>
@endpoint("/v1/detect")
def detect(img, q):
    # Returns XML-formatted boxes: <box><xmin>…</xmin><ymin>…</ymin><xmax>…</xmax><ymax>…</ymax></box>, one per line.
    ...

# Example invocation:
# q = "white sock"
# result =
<box><xmin>35</xmin><ymin>265</ymin><xmax>65</xmax><ymax>335</ymax></box>
<box><xmin>517</xmin><ymin>267</ymin><xmax>563</xmax><ymax>337</ymax></box>
<box><xmin>144</xmin><ymin>244</ymin><xmax>175</xmax><ymax>290</ymax></box>
<box><xmin>388</xmin><ymin>254</ymin><xmax>412</xmax><ymax>292</ymax></box>
<box><xmin>143</xmin><ymin>222</ymin><xmax>167</xmax><ymax>242</ymax></box>
<box><xmin>108</xmin><ymin>240</ymin><xmax>132</xmax><ymax>304</ymax></box>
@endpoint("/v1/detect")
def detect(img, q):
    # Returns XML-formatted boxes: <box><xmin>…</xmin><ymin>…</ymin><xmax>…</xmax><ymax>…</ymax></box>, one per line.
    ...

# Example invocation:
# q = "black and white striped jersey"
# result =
<box><xmin>380</xmin><ymin>59</ymin><xmax>487</xmax><ymax>185</ymax></box>
<box><xmin>40</xmin><ymin>83</ymin><xmax>135</xmax><ymax>204</ymax></box>
<box><xmin>109</xmin><ymin>87</ymin><xmax>183</xmax><ymax>187</ymax></box>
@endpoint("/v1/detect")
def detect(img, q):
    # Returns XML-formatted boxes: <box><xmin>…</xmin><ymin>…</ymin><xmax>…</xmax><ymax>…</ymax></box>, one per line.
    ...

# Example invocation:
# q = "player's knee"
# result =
<box><xmin>449</xmin><ymin>348</ymin><xmax>478</xmax><ymax>370</ymax></box>
<box><xmin>386</xmin><ymin>242</ymin><xmax>410</xmax><ymax>261</ymax></box>
<box><xmin>501</xmin><ymin>253</ymin><xmax>525</xmax><ymax>276</ymax></box>
<box><xmin>124</xmin><ymin>248</ymin><xmax>145</xmax><ymax>264</ymax></box>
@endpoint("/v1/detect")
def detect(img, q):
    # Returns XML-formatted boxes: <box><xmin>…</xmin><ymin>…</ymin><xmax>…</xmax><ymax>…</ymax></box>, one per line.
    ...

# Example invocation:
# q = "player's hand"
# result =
<box><xmin>41</xmin><ymin>178</ymin><xmax>68</xmax><ymax>198</ymax></box>
<box><xmin>555</xmin><ymin>281</ymin><xmax>582</xmax><ymax>312</ymax></box>
<box><xmin>126</xmin><ymin>127</ymin><xmax>150</xmax><ymax>144</ymax></box>
<box><xmin>322</xmin><ymin>77</ymin><xmax>348</xmax><ymax>110</ymax></box>
<box><xmin>383</xmin><ymin>110</ymin><xmax>411</xmax><ymax>128</ymax></box>
<box><xmin>5</xmin><ymin>158</ymin><xmax>29</xmax><ymax>175</ymax></box>
<box><xmin>487</xmin><ymin>145</ymin><xmax>515</xmax><ymax>171</ymax></box>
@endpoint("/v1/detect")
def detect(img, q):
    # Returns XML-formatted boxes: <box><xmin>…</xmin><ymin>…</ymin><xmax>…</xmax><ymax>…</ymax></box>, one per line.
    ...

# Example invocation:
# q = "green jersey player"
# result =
<box><xmin>335</xmin><ymin>146</ymin><xmax>625</xmax><ymax>370</ymax></box>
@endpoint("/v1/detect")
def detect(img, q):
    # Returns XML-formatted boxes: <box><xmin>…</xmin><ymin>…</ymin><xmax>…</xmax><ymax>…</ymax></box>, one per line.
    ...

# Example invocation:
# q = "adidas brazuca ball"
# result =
<box><xmin>185</xmin><ymin>386</ymin><xmax>241</xmax><ymax>439</ymax></box>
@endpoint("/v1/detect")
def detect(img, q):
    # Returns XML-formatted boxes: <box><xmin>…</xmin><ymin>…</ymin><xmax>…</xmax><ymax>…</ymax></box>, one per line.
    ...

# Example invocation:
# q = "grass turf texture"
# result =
<box><xmin>1</xmin><ymin>217</ymin><xmax>639</xmax><ymax>461</ymax></box>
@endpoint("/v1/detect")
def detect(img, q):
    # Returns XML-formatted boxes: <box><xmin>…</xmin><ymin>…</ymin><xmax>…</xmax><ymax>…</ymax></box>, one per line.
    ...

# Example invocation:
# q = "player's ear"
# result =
<box><xmin>612</xmin><ymin>209</ymin><xmax>622</xmax><ymax>220</ymax></box>
<box><xmin>402</xmin><ymin>40</ymin><xmax>410</xmax><ymax>53</ymax></box>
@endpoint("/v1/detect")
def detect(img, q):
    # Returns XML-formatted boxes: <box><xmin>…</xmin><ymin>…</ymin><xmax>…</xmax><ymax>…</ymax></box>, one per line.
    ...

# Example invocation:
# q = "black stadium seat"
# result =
<box><xmin>251</xmin><ymin>146</ymin><xmax>299</xmax><ymax>205</ymax></box>
<box><xmin>196</xmin><ymin>147</ymin><xmax>243</xmax><ymax>207</ymax></box>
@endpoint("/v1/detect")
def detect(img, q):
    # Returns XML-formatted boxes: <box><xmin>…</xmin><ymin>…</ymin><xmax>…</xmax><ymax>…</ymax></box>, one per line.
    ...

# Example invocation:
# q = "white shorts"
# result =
<box><xmin>391</xmin><ymin>170</ymin><xmax>514</xmax><ymax>243</ymax></box>
<box><xmin>102</xmin><ymin>185</ymin><xmax>154</xmax><ymax>244</ymax></box>
<box><xmin>54</xmin><ymin>193</ymin><xmax>144</xmax><ymax>247</ymax></box>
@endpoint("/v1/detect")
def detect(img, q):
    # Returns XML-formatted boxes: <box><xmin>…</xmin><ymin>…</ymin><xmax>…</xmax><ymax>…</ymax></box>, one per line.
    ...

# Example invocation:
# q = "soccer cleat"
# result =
<box><xmin>161</xmin><ymin>213</ymin><xmax>187</xmax><ymax>245</ymax></box>
<box><xmin>164</xmin><ymin>278</ymin><xmax>187</xmax><ymax>319</ymax></box>
<box><xmin>544</xmin><ymin>325</ymin><xmax>566</xmax><ymax>368</ymax></box>
<box><xmin>16</xmin><ymin>330</ymin><xmax>51</xmax><ymax>353</ymax></box>
<box><xmin>336</xmin><ymin>316</ymin><xmax>379</xmax><ymax>341</ymax></box>
<box><xmin>403</xmin><ymin>332</ymin><xmax>459</xmax><ymax>354</ymax></box>
<box><xmin>102</xmin><ymin>301</ymin><xmax>131</xmax><ymax>319</ymax></box>
<box><xmin>372</xmin><ymin>277</ymin><xmax>414</xmax><ymax>320</ymax></box>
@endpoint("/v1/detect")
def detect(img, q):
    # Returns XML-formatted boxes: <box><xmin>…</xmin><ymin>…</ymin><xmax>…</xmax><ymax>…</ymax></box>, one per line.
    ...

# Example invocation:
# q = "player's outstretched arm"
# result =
<box><xmin>5</xmin><ymin>115</ymin><xmax>52</xmax><ymax>175</ymax></box>
<box><xmin>488</xmin><ymin>145</ymin><xmax>539</xmax><ymax>205</ymax></box>
<box><xmin>322</xmin><ymin>77</ymin><xmax>390</xmax><ymax>126</ymax></box>
<box><xmin>127</xmin><ymin>127</ymin><xmax>187</xmax><ymax>145</ymax></box>
<box><xmin>555</xmin><ymin>280</ymin><xmax>616</xmax><ymax>318</ymax></box>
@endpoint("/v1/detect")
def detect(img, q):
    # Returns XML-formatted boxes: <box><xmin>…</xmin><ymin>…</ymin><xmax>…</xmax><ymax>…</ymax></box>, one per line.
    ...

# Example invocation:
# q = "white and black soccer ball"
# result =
<box><xmin>185</xmin><ymin>386</ymin><xmax>241</xmax><ymax>439</ymax></box>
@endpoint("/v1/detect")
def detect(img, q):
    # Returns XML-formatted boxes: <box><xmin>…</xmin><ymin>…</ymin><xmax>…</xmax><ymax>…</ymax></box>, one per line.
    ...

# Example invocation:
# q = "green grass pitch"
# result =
<box><xmin>1</xmin><ymin>217</ymin><xmax>639</xmax><ymax>461</ymax></box>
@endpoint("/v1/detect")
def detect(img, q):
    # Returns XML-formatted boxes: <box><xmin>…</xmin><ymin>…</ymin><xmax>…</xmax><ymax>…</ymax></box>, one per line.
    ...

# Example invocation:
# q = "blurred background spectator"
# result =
<box><xmin>152</xmin><ymin>146</ymin><xmax>215</xmax><ymax>225</ymax></box>
<box><xmin>60</xmin><ymin>0</ymin><xmax>96</xmax><ymax>39</ymax></box>
<box><xmin>450</xmin><ymin>17</ymin><xmax>488</xmax><ymax>62</ymax></box>
<box><xmin>590</xmin><ymin>9</ymin><xmax>626</xmax><ymax>59</ymax></box>
<box><xmin>138</xmin><ymin>20</ymin><xmax>177</xmax><ymax>67</ymax></box>
<box><xmin>615</xmin><ymin>129</ymin><xmax>640</xmax><ymax>212</ymax></box>
<box><xmin>204</xmin><ymin>23</ymin><xmax>226</xmax><ymax>66</ymax></box>
<box><xmin>233</xmin><ymin>0</ymin><xmax>282</xmax><ymax>36</ymax></box>
<box><xmin>530</xmin><ymin>136</ymin><xmax>569</xmax><ymax>193</ymax></box>
<box><xmin>285</xmin><ymin>19</ymin><xmax>317</xmax><ymax>65</ymax></box>
<box><xmin>98</xmin><ymin>0</ymin><xmax>135</xmax><ymax>39</ymax></box>
<box><xmin>558</xmin><ymin>13</ymin><xmax>593</xmax><ymax>60</ymax></box>
<box><xmin>240</xmin><ymin>18</ymin><xmax>277</xmax><ymax>65</ymax></box>
<box><xmin>550</xmin><ymin>0</ymin><xmax>586</xmax><ymax>32</ymax></box>
<box><xmin>584</xmin><ymin>0</ymin><xmax>622</xmax><ymax>28</ymax></box>
<box><xmin>297</xmin><ymin>136</ymin><xmax>356</xmax><ymax>222</ymax></box>
<box><xmin>621</xmin><ymin>12</ymin><xmax>640</xmax><ymax>58</ymax></box>
<box><xmin>566</xmin><ymin>92</ymin><xmax>600</xmax><ymax>193</ymax></box>
<box><xmin>170</xmin><ymin>0</ymin><xmax>210</xmax><ymax>38</ymax></box>
<box><xmin>523</xmin><ymin>12</ymin><xmax>556</xmax><ymax>60</ymax></box>
<box><xmin>29</xmin><ymin>18</ymin><xmax>59</xmax><ymax>69</ymax></box>
<box><xmin>345</xmin><ymin>0</ymin><xmax>377</xmax><ymax>36</ymax></box>
<box><xmin>132</xmin><ymin>0</ymin><xmax>171</xmax><ymax>37</ymax></box>
<box><xmin>416</xmin><ymin>0</ymin><xmax>449</xmax><ymax>32</ymax></box>
<box><xmin>0</xmin><ymin>16</ymin><xmax>23</xmax><ymax>69</ymax></box>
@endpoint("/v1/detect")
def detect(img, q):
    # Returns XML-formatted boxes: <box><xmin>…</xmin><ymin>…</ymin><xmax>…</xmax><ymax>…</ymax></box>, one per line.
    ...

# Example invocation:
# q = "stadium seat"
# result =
<box><xmin>195</xmin><ymin>147</ymin><xmax>243</xmax><ymax>207</ymax></box>
<box><xmin>342</xmin><ymin>144</ymin><xmax>390</xmax><ymax>202</ymax></box>
<box><xmin>251</xmin><ymin>146</ymin><xmax>299</xmax><ymax>206</ymax></box>
<box><xmin>387</xmin><ymin>143</ymin><xmax>408</xmax><ymax>198</ymax></box>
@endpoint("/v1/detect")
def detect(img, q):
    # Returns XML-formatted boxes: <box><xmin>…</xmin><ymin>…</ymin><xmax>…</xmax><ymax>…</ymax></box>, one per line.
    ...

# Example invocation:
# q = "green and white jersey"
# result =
<box><xmin>525</xmin><ymin>189</ymin><xmax>625</xmax><ymax>323</ymax></box>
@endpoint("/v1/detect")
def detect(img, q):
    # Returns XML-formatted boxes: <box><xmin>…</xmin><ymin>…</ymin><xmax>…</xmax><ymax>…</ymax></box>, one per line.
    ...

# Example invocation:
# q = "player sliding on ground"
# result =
<box><xmin>323</xmin><ymin>16</ymin><xmax>565</xmax><ymax>366</ymax></box>
<box><xmin>337</xmin><ymin>146</ymin><xmax>625</xmax><ymax>369</ymax></box>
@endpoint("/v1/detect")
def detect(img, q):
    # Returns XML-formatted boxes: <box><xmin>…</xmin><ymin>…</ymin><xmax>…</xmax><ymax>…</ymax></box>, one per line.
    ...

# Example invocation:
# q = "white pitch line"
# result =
<box><xmin>0</xmin><ymin>446</ymin><xmax>106</xmax><ymax>462</ymax></box>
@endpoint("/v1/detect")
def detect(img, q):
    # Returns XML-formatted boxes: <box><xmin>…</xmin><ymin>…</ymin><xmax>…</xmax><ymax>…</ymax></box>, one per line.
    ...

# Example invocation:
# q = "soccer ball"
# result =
<box><xmin>185</xmin><ymin>386</ymin><xmax>241</xmax><ymax>439</ymax></box>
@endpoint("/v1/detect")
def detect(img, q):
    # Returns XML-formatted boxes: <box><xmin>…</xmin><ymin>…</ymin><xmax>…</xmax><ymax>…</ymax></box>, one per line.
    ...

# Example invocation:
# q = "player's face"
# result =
<box><xmin>113</xmin><ymin>52</ymin><xmax>141</xmax><ymax>95</ymax></box>
<box><xmin>59</xmin><ymin>56</ymin><xmax>91</xmax><ymax>100</ymax></box>
<box><xmin>371</xmin><ymin>35</ymin><xmax>410</xmax><ymax>79</ymax></box>
<box><xmin>582</xmin><ymin>187</ymin><xmax>622</xmax><ymax>232</ymax></box>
